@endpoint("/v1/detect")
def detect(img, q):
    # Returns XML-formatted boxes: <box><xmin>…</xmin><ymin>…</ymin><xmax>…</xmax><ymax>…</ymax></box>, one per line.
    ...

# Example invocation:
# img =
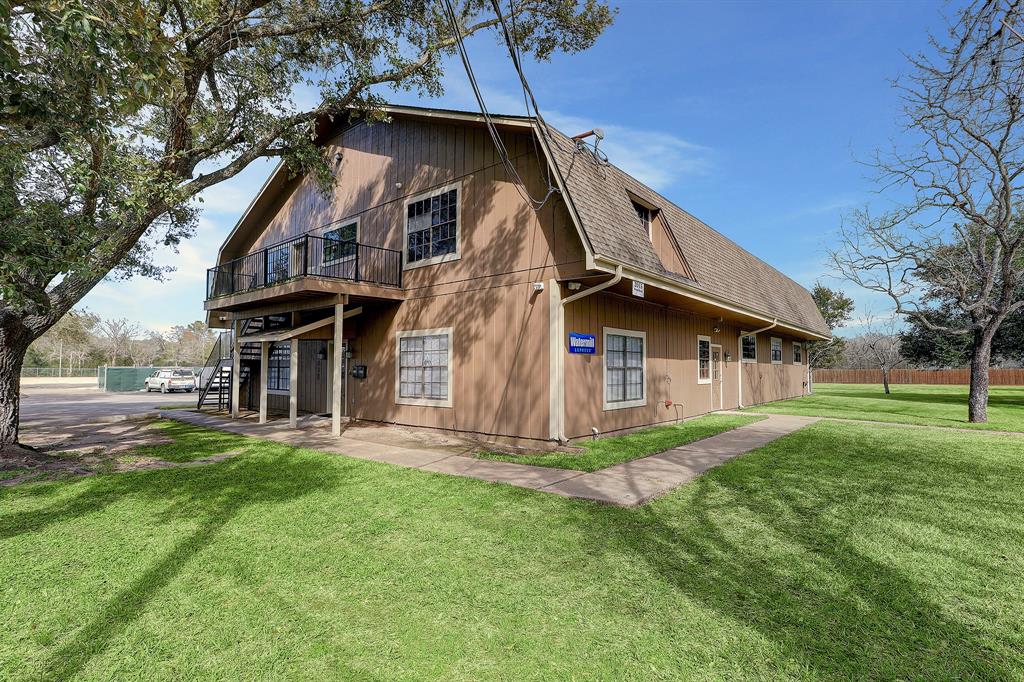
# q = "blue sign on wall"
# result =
<box><xmin>568</xmin><ymin>332</ymin><xmax>596</xmax><ymax>354</ymax></box>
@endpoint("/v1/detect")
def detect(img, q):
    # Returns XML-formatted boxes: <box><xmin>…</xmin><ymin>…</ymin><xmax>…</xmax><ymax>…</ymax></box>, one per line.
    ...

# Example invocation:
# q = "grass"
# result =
<box><xmin>476</xmin><ymin>413</ymin><xmax>764</xmax><ymax>472</ymax></box>
<box><xmin>747</xmin><ymin>382</ymin><xmax>1024</xmax><ymax>432</ymax></box>
<box><xmin>2</xmin><ymin>419</ymin><xmax>1023</xmax><ymax>680</ymax></box>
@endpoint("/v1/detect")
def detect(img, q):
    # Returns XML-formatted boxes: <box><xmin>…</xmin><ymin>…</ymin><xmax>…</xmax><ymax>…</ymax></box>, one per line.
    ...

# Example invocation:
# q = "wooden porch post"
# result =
<box><xmin>332</xmin><ymin>302</ymin><xmax>345</xmax><ymax>436</ymax></box>
<box><xmin>230</xmin><ymin>320</ymin><xmax>241</xmax><ymax>418</ymax></box>
<box><xmin>259</xmin><ymin>341</ymin><xmax>269</xmax><ymax>424</ymax></box>
<box><xmin>289</xmin><ymin>339</ymin><xmax>299</xmax><ymax>429</ymax></box>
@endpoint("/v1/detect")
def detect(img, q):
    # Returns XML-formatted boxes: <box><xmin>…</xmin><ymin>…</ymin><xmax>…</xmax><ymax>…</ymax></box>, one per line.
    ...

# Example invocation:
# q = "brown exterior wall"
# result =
<box><xmin>220</xmin><ymin>115</ymin><xmax>813</xmax><ymax>443</ymax></box>
<box><xmin>339</xmin><ymin>279</ymin><xmax>550</xmax><ymax>440</ymax></box>
<box><xmin>740</xmin><ymin>333</ymin><xmax>809</xmax><ymax>407</ymax></box>
<box><xmin>560</xmin><ymin>291</ymin><xmax>807</xmax><ymax>439</ymax></box>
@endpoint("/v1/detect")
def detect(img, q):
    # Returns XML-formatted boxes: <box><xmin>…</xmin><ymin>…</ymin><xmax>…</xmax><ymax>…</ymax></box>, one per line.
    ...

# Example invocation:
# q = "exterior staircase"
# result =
<box><xmin>196</xmin><ymin>316</ymin><xmax>286</xmax><ymax>411</ymax></box>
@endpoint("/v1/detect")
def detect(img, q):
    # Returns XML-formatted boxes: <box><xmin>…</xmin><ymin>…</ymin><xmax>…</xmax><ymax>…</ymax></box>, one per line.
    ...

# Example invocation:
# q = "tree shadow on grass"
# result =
<box><xmin>574</xmin><ymin>424</ymin><xmax>1022</xmax><ymax>679</ymax></box>
<box><xmin>11</xmin><ymin>447</ymin><xmax>351</xmax><ymax>681</ymax></box>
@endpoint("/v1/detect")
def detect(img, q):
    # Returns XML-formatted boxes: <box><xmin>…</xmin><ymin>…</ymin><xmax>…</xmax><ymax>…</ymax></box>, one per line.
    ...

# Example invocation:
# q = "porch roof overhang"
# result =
<box><xmin>238</xmin><ymin>306</ymin><xmax>364</xmax><ymax>343</ymax></box>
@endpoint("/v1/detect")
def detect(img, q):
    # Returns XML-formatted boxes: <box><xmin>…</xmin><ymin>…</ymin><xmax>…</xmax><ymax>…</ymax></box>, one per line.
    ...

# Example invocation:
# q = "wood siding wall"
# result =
<box><xmin>345</xmin><ymin>281</ymin><xmax>551</xmax><ymax>440</ymax></box>
<box><xmin>240</xmin><ymin>118</ymin><xmax>586</xmax><ymax>286</ymax></box>
<box><xmin>814</xmin><ymin>368</ymin><xmax>1024</xmax><ymax>385</ymax></box>
<box><xmin>561</xmin><ymin>291</ymin><xmax>807</xmax><ymax>439</ymax></box>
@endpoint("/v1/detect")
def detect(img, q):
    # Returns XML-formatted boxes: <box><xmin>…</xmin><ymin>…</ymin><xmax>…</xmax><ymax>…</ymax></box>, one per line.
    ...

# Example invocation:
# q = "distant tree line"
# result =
<box><xmin>23</xmin><ymin>310</ymin><xmax>217</xmax><ymax>372</ymax></box>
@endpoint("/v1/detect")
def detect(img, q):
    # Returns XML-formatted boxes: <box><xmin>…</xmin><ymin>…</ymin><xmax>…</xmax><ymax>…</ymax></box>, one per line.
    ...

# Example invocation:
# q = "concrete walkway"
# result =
<box><xmin>161</xmin><ymin>410</ymin><xmax>818</xmax><ymax>506</ymax></box>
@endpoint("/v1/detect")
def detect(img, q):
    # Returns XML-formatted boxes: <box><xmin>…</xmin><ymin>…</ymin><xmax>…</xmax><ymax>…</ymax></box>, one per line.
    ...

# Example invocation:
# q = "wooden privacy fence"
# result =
<box><xmin>813</xmin><ymin>368</ymin><xmax>1024</xmax><ymax>385</ymax></box>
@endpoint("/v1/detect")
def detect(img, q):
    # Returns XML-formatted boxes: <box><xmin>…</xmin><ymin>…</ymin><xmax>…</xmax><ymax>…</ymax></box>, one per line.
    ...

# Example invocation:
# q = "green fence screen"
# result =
<box><xmin>99</xmin><ymin>367</ymin><xmax>203</xmax><ymax>392</ymax></box>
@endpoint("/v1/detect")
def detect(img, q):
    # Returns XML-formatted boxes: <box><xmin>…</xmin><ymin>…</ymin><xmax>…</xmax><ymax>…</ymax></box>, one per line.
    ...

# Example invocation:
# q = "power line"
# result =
<box><xmin>440</xmin><ymin>0</ymin><xmax>557</xmax><ymax>210</ymax></box>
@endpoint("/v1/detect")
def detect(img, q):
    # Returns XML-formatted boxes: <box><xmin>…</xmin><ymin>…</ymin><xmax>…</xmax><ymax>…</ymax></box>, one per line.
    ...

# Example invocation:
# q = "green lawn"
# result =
<box><xmin>2</xmin><ymin>419</ymin><xmax>1022</xmax><ymax>680</ymax></box>
<box><xmin>476</xmin><ymin>413</ymin><xmax>763</xmax><ymax>472</ymax></box>
<box><xmin>747</xmin><ymin>382</ymin><xmax>1024</xmax><ymax>432</ymax></box>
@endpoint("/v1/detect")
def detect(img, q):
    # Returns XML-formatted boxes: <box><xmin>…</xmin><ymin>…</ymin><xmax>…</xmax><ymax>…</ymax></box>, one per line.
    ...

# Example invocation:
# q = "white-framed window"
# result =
<box><xmin>770</xmin><ymin>337</ymin><xmax>783</xmax><ymax>364</ymax></box>
<box><xmin>741</xmin><ymin>334</ymin><xmax>757</xmax><ymax>362</ymax></box>
<box><xmin>604</xmin><ymin>327</ymin><xmax>646</xmax><ymax>410</ymax></box>
<box><xmin>632</xmin><ymin>200</ymin><xmax>652</xmax><ymax>240</ymax></box>
<box><xmin>697</xmin><ymin>335</ymin><xmax>711</xmax><ymax>384</ymax></box>
<box><xmin>395</xmin><ymin>328</ymin><xmax>453</xmax><ymax>407</ymax></box>
<box><xmin>793</xmin><ymin>341</ymin><xmax>803</xmax><ymax>365</ymax></box>
<box><xmin>322</xmin><ymin>218</ymin><xmax>359</xmax><ymax>266</ymax></box>
<box><xmin>404</xmin><ymin>182</ymin><xmax>460</xmax><ymax>269</ymax></box>
<box><xmin>267</xmin><ymin>342</ymin><xmax>290</xmax><ymax>393</ymax></box>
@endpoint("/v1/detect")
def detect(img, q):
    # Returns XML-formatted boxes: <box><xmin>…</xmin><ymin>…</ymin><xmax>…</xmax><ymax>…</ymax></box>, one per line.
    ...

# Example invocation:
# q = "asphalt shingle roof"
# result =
<box><xmin>545</xmin><ymin>126</ymin><xmax>830</xmax><ymax>337</ymax></box>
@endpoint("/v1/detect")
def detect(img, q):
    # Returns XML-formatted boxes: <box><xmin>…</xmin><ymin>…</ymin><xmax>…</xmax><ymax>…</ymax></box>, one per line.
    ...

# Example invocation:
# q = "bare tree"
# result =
<box><xmin>97</xmin><ymin>319</ymin><xmax>142</xmax><ymax>366</ymax></box>
<box><xmin>843</xmin><ymin>314</ymin><xmax>904</xmax><ymax>394</ymax></box>
<box><xmin>831</xmin><ymin>0</ymin><xmax>1024</xmax><ymax>422</ymax></box>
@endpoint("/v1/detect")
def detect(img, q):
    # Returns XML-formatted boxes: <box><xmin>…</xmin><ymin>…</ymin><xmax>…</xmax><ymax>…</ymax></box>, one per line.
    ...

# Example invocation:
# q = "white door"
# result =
<box><xmin>711</xmin><ymin>345</ymin><xmax>723</xmax><ymax>410</ymax></box>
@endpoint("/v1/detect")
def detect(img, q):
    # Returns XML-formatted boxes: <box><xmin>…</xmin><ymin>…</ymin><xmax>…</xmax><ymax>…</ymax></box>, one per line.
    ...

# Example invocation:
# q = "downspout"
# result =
<box><xmin>552</xmin><ymin>266</ymin><xmax>623</xmax><ymax>444</ymax></box>
<box><xmin>737</xmin><ymin>318</ymin><xmax>777</xmax><ymax>409</ymax></box>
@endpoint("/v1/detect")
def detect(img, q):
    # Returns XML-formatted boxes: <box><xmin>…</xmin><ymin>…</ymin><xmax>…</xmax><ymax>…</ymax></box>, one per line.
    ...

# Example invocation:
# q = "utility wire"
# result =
<box><xmin>488</xmin><ymin>0</ymin><xmax>564</xmax><ymax>204</ymax></box>
<box><xmin>440</xmin><ymin>0</ymin><xmax>556</xmax><ymax>210</ymax></box>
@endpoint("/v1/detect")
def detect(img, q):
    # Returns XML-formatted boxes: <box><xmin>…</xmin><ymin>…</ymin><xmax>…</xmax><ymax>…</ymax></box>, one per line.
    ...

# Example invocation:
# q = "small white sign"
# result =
<box><xmin>631</xmin><ymin>280</ymin><xmax>645</xmax><ymax>298</ymax></box>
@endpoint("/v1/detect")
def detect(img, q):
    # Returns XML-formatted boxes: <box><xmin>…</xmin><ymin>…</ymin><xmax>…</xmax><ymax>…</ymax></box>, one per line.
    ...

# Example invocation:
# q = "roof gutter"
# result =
<box><xmin>551</xmin><ymin>266</ymin><xmax>622</xmax><ymax>443</ymax></box>
<box><xmin>590</xmin><ymin>256</ymin><xmax>830</xmax><ymax>341</ymax></box>
<box><xmin>738</xmin><ymin>319</ymin><xmax>777</xmax><ymax>409</ymax></box>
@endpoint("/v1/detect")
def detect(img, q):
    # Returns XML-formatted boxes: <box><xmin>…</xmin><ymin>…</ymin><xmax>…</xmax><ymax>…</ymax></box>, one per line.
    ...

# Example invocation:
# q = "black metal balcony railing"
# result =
<box><xmin>206</xmin><ymin>235</ymin><xmax>403</xmax><ymax>299</ymax></box>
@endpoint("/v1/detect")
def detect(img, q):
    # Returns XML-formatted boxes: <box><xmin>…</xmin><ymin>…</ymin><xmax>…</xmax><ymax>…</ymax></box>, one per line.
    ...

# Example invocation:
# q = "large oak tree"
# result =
<box><xmin>0</xmin><ymin>0</ymin><xmax>614</xmax><ymax>451</ymax></box>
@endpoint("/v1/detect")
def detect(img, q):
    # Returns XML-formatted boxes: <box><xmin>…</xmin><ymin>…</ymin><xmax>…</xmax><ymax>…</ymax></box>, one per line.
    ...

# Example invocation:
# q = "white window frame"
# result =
<box><xmin>770</xmin><ymin>337</ymin><xmax>783</xmax><ymax>365</ymax></box>
<box><xmin>793</xmin><ymin>341</ymin><xmax>803</xmax><ymax>365</ymax></box>
<box><xmin>395</xmin><ymin>327</ymin><xmax>454</xmax><ymax>408</ymax></box>
<box><xmin>741</xmin><ymin>334</ymin><xmax>758</xmax><ymax>363</ymax></box>
<box><xmin>603</xmin><ymin>327</ymin><xmax>647</xmax><ymax>411</ymax></box>
<box><xmin>403</xmin><ymin>181</ymin><xmax>462</xmax><ymax>270</ymax></box>
<box><xmin>321</xmin><ymin>217</ymin><xmax>360</xmax><ymax>267</ymax></box>
<box><xmin>697</xmin><ymin>335</ymin><xmax>712</xmax><ymax>385</ymax></box>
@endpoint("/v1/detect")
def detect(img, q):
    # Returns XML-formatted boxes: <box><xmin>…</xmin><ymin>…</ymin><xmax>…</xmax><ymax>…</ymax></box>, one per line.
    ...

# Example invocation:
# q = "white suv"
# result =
<box><xmin>145</xmin><ymin>369</ymin><xmax>196</xmax><ymax>393</ymax></box>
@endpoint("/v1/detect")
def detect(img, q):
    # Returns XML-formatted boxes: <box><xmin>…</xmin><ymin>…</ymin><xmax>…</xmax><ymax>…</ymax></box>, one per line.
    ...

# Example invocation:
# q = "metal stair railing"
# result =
<box><xmin>196</xmin><ymin>330</ymin><xmax>233</xmax><ymax>409</ymax></box>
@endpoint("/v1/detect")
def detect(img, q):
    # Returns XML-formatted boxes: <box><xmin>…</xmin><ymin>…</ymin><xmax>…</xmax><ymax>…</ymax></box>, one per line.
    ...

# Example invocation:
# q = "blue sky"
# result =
<box><xmin>80</xmin><ymin>0</ymin><xmax>951</xmax><ymax>335</ymax></box>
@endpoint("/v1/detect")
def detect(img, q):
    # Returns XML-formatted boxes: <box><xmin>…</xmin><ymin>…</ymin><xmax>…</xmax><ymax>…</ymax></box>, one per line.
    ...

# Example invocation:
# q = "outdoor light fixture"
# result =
<box><xmin>567</xmin><ymin>282</ymin><xmax>582</xmax><ymax>291</ymax></box>
<box><xmin>317</xmin><ymin>348</ymin><xmax>327</xmax><ymax>360</ymax></box>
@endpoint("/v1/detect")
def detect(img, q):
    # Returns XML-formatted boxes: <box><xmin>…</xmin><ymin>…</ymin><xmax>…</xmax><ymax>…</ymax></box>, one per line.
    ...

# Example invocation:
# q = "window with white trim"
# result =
<box><xmin>396</xmin><ymin>329</ymin><xmax>452</xmax><ymax>407</ymax></box>
<box><xmin>793</xmin><ymin>342</ymin><xmax>803</xmax><ymax>365</ymax></box>
<box><xmin>405</xmin><ymin>185</ymin><xmax>459</xmax><ymax>268</ymax></box>
<box><xmin>770</xmin><ymin>337</ymin><xmax>783</xmax><ymax>364</ymax></box>
<box><xmin>267</xmin><ymin>342</ymin><xmax>290</xmax><ymax>392</ymax></box>
<box><xmin>697</xmin><ymin>335</ymin><xmax>711</xmax><ymax>384</ymax></box>
<box><xmin>604</xmin><ymin>328</ymin><xmax>646</xmax><ymax>409</ymax></box>
<box><xmin>741</xmin><ymin>334</ymin><xmax>757</xmax><ymax>362</ymax></box>
<box><xmin>323</xmin><ymin>220</ymin><xmax>358</xmax><ymax>265</ymax></box>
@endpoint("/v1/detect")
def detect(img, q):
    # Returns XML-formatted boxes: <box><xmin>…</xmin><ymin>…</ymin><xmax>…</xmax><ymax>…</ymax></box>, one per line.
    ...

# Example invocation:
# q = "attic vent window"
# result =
<box><xmin>632</xmin><ymin>201</ymin><xmax>652</xmax><ymax>240</ymax></box>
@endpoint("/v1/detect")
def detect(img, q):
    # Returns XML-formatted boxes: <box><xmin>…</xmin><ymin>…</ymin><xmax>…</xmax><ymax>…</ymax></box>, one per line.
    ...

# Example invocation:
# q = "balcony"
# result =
<box><xmin>206</xmin><ymin>235</ymin><xmax>403</xmax><ymax>300</ymax></box>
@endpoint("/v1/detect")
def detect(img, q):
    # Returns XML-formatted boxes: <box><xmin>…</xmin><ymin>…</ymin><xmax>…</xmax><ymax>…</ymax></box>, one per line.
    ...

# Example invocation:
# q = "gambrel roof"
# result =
<box><xmin>543</xmin><ymin>126</ymin><xmax>830</xmax><ymax>337</ymax></box>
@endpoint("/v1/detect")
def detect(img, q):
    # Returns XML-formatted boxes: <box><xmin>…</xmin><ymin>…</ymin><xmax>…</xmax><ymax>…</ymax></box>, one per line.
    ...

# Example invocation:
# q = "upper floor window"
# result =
<box><xmin>741</xmin><ymin>334</ymin><xmax>757</xmax><ymax>362</ymax></box>
<box><xmin>632</xmin><ymin>200</ymin><xmax>652</xmax><ymax>240</ymax></box>
<box><xmin>793</xmin><ymin>342</ymin><xmax>803</xmax><ymax>365</ymax></box>
<box><xmin>323</xmin><ymin>220</ymin><xmax>358</xmax><ymax>265</ymax></box>
<box><xmin>405</xmin><ymin>183</ymin><xmax>460</xmax><ymax>268</ymax></box>
<box><xmin>266</xmin><ymin>244</ymin><xmax>291</xmax><ymax>284</ymax></box>
<box><xmin>770</xmin><ymin>337</ymin><xmax>783</xmax><ymax>364</ymax></box>
<box><xmin>604</xmin><ymin>328</ymin><xmax>646</xmax><ymax>410</ymax></box>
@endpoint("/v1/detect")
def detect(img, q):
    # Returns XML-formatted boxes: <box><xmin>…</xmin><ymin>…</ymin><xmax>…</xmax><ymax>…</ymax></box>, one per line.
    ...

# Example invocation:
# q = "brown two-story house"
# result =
<box><xmin>198</xmin><ymin>104</ymin><xmax>829</xmax><ymax>444</ymax></box>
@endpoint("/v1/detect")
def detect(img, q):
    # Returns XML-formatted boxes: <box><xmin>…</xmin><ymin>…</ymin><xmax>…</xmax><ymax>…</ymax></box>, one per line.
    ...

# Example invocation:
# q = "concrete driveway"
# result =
<box><xmin>17</xmin><ymin>386</ymin><xmax>193</xmax><ymax>450</ymax></box>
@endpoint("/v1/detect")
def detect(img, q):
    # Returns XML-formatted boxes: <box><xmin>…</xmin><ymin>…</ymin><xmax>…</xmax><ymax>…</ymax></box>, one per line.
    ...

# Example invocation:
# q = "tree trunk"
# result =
<box><xmin>882</xmin><ymin>366</ymin><xmax>890</xmax><ymax>394</ymax></box>
<box><xmin>968</xmin><ymin>330</ymin><xmax>993</xmax><ymax>423</ymax></box>
<box><xmin>0</xmin><ymin>317</ymin><xmax>32</xmax><ymax>451</ymax></box>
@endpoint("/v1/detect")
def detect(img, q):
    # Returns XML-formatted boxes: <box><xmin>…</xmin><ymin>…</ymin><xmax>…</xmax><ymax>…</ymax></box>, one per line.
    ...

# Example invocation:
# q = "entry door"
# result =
<box><xmin>711</xmin><ymin>345</ymin><xmax>723</xmax><ymax>411</ymax></box>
